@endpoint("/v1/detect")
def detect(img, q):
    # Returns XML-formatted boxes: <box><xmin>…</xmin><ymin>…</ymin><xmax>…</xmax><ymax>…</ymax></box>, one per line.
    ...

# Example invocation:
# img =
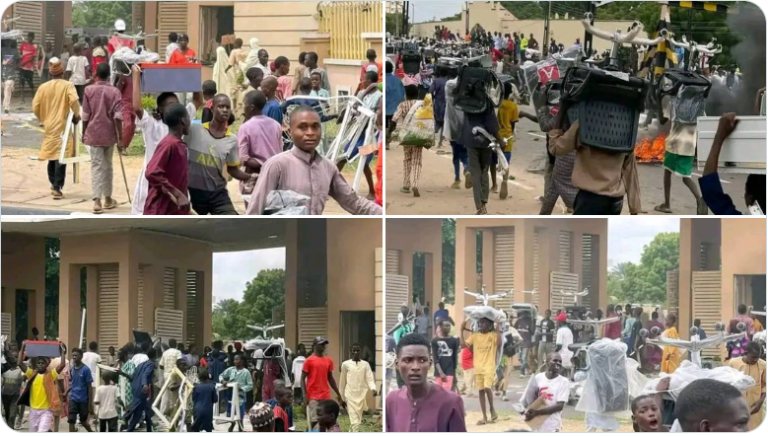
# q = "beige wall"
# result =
<box><xmin>326</xmin><ymin>218</ymin><xmax>382</xmax><ymax>409</ymax></box>
<box><xmin>1</xmin><ymin>234</ymin><xmax>47</xmax><ymax>341</ymax></box>
<box><xmin>454</xmin><ymin>218</ymin><xmax>608</xmax><ymax>327</ymax></box>
<box><xmin>57</xmin><ymin>230</ymin><xmax>213</xmax><ymax>351</ymax></box>
<box><xmin>385</xmin><ymin>219</ymin><xmax>443</xmax><ymax>309</ymax></box>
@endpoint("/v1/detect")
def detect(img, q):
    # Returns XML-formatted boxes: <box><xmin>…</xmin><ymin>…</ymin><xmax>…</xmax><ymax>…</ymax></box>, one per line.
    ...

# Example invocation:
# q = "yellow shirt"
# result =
<box><xmin>32</xmin><ymin>79</ymin><xmax>80</xmax><ymax>161</ymax></box>
<box><xmin>727</xmin><ymin>357</ymin><xmax>766</xmax><ymax>431</ymax></box>
<box><xmin>466</xmin><ymin>332</ymin><xmax>498</xmax><ymax>376</ymax></box>
<box><xmin>497</xmin><ymin>100</ymin><xmax>519</xmax><ymax>152</ymax></box>
<box><xmin>25</xmin><ymin>368</ymin><xmax>59</xmax><ymax>410</ymax></box>
<box><xmin>754</xmin><ymin>318</ymin><xmax>764</xmax><ymax>332</ymax></box>
<box><xmin>660</xmin><ymin>327</ymin><xmax>681</xmax><ymax>374</ymax></box>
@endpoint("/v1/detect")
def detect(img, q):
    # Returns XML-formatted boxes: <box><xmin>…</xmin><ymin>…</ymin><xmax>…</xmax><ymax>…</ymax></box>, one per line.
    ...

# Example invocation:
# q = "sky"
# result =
<box><xmin>409</xmin><ymin>0</ymin><xmax>466</xmax><ymax>23</ymax></box>
<box><xmin>607</xmin><ymin>217</ymin><xmax>680</xmax><ymax>267</ymax></box>
<box><xmin>212</xmin><ymin>248</ymin><xmax>285</xmax><ymax>304</ymax></box>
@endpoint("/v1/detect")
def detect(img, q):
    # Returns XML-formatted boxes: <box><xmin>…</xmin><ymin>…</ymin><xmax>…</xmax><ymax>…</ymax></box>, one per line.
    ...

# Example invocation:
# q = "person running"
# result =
<box><xmin>521</xmin><ymin>352</ymin><xmax>570</xmax><ymax>432</ymax></box>
<box><xmin>675</xmin><ymin>379</ymin><xmax>750</xmax><ymax>432</ymax></box>
<box><xmin>339</xmin><ymin>343</ymin><xmax>376</xmax><ymax>432</ymax></box>
<box><xmin>17</xmin><ymin>340</ymin><xmax>66</xmax><ymax>432</ymax></box>
<box><xmin>726</xmin><ymin>341</ymin><xmax>765</xmax><ymax>431</ymax></box>
<box><xmin>431</xmin><ymin>319</ymin><xmax>459</xmax><ymax>392</ymax></box>
<box><xmin>461</xmin><ymin>317</ymin><xmax>501</xmax><ymax>425</ymax></box>
<box><xmin>301</xmin><ymin>337</ymin><xmax>344</xmax><ymax>430</ymax></box>
<box><xmin>2</xmin><ymin>39</ymin><xmax>20</xmax><ymax>114</ymax></box>
<box><xmin>143</xmin><ymin>103</ymin><xmax>191</xmax><ymax>215</ymax></box>
<box><xmin>82</xmin><ymin>62</ymin><xmax>123</xmax><ymax>214</ymax></box>
<box><xmin>220</xmin><ymin>354</ymin><xmax>254</xmax><ymax>431</ymax></box>
<box><xmin>246</xmin><ymin>106</ymin><xmax>382</xmax><ymax>215</ymax></box>
<box><xmin>386</xmin><ymin>333</ymin><xmax>466</xmax><ymax>431</ymax></box>
<box><xmin>186</xmin><ymin>94</ymin><xmax>251</xmax><ymax>215</ymax></box>
<box><xmin>130</xmin><ymin>65</ymin><xmax>178</xmax><ymax>214</ymax></box>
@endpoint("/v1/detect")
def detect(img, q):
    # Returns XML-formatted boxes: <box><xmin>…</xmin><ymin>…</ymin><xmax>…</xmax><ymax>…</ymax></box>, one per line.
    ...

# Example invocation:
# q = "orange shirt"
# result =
<box><xmin>168</xmin><ymin>48</ymin><xmax>197</xmax><ymax>64</ymax></box>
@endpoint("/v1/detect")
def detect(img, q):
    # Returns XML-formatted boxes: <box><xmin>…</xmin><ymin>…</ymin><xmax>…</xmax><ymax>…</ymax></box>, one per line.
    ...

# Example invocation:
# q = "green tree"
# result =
<box><xmin>211</xmin><ymin>269</ymin><xmax>286</xmax><ymax>341</ymax></box>
<box><xmin>72</xmin><ymin>1</ymin><xmax>133</xmax><ymax>31</ymax></box>
<box><xmin>607</xmin><ymin>232</ymin><xmax>680</xmax><ymax>305</ymax></box>
<box><xmin>441</xmin><ymin>219</ymin><xmax>456</xmax><ymax>303</ymax></box>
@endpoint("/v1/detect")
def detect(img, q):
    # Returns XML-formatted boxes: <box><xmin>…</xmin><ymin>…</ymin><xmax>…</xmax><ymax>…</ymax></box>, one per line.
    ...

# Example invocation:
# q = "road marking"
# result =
<box><xmin>528</xmin><ymin>132</ymin><xmax>546</xmax><ymax>139</ymax></box>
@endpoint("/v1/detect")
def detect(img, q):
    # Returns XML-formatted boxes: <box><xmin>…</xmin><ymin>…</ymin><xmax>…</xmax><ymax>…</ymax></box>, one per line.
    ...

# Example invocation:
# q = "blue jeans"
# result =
<box><xmin>519</xmin><ymin>347</ymin><xmax>530</xmax><ymax>375</ymax></box>
<box><xmin>450</xmin><ymin>141</ymin><xmax>469</xmax><ymax>181</ymax></box>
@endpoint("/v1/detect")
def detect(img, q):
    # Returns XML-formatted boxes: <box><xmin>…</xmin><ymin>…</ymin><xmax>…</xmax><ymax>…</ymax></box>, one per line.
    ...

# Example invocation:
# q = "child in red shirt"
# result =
<box><xmin>460</xmin><ymin>347</ymin><xmax>475</xmax><ymax>397</ymax></box>
<box><xmin>273</xmin><ymin>386</ymin><xmax>293</xmax><ymax>432</ymax></box>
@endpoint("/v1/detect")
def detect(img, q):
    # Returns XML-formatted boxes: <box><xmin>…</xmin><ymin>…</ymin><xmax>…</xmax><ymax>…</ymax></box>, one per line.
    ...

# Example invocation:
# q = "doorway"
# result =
<box><xmin>340</xmin><ymin>311</ymin><xmax>376</xmax><ymax>371</ymax></box>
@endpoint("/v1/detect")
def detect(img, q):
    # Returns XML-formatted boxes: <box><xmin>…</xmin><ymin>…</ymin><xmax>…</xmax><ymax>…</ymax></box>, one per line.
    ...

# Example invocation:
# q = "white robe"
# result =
<box><xmin>212</xmin><ymin>46</ymin><xmax>230</xmax><ymax>98</ymax></box>
<box><xmin>340</xmin><ymin>359</ymin><xmax>376</xmax><ymax>431</ymax></box>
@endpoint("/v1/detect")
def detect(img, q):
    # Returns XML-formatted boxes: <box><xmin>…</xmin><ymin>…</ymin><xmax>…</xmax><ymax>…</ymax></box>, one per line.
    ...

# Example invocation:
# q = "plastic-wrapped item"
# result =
<box><xmin>400</xmin><ymin>99</ymin><xmax>434</xmax><ymax>147</ymax></box>
<box><xmin>264</xmin><ymin>190</ymin><xmax>310</xmax><ymax>215</ymax></box>
<box><xmin>111</xmin><ymin>47</ymin><xmax>160</xmax><ymax>65</ymax></box>
<box><xmin>576</xmin><ymin>339</ymin><xmax>630</xmax><ymax>414</ymax></box>
<box><xmin>670</xmin><ymin>84</ymin><xmax>708</xmax><ymax>125</ymax></box>
<box><xmin>464</xmin><ymin>305</ymin><xmax>505</xmax><ymax>323</ymax></box>
<box><xmin>626</xmin><ymin>358</ymin><xmax>650</xmax><ymax>399</ymax></box>
<box><xmin>642</xmin><ymin>359</ymin><xmax>757</xmax><ymax>400</ymax></box>
<box><xmin>1</xmin><ymin>29</ymin><xmax>23</xmax><ymax>40</ymax></box>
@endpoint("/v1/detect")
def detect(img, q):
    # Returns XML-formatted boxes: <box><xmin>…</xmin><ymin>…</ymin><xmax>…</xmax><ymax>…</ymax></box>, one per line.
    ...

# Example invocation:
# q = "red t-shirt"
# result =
<box><xmin>375</xmin><ymin>141</ymin><xmax>382</xmax><ymax>206</ymax></box>
<box><xmin>107</xmin><ymin>36</ymin><xmax>134</xmax><ymax>56</ymax></box>
<box><xmin>169</xmin><ymin>48</ymin><xmax>197</xmax><ymax>65</ymax></box>
<box><xmin>19</xmin><ymin>42</ymin><xmax>37</xmax><ymax>71</ymax></box>
<box><xmin>303</xmin><ymin>355</ymin><xmax>334</xmax><ymax>400</ymax></box>
<box><xmin>273</xmin><ymin>405</ymin><xmax>289</xmax><ymax>431</ymax></box>
<box><xmin>460</xmin><ymin>347</ymin><xmax>473</xmax><ymax>370</ymax></box>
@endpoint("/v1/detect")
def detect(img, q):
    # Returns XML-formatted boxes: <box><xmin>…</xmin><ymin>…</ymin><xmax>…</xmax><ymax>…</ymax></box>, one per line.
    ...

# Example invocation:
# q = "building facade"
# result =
<box><xmin>1</xmin><ymin>218</ymin><xmax>382</xmax><ymax>407</ymax></box>
<box><xmin>386</xmin><ymin>218</ymin><xmax>608</xmax><ymax>330</ymax></box>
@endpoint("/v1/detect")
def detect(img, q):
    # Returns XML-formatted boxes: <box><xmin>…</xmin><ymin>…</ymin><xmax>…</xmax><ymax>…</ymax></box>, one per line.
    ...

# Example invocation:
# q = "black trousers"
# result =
<box><xmin>99</xmin><ymin>417</ymin><xmax>118</xmax><ymax>432</ymax></box>
<box><xmin>75</xmin><ymin>84</ymin><xmax>86</xmax><ymax>104</ymax></box>
<box><xmin>47</xmin><ymin>160</ymin><xmax>67</xmax><ymax>190</ymax></box>
<box><xmin>573</xmin><ymin>189</ymin><xmax>623</xmax><ymax>215</ymax></box>
<box><xmin>189</xmin><ymin>187</ymin><xmax>238</xmax><ymax>215</ymax></box>
<box><xmin>467</xmin><ymin>147</ymin><xmax>492</xmax><ymax>210</ymax></box>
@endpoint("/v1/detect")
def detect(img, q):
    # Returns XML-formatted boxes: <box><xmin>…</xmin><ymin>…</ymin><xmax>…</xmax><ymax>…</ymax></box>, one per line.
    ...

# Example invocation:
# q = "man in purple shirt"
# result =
<box><xmin>385</xmin><ymin>333</ymin><xmax>466</xmax><ymax>432</ymax></box>
<box><xmin>82</xmin><ymin>62</ymin><xmax>123</xmax><ymax>214</ymax></box>
<box><xmin>237</xmin><ymin>90</ymin><xmax>283</xmax><ymax>207</ymax></box>
<box><xmin>246</xmin><ymin>106</ymin><xmax>382</xmax><ymax>215</ymax></box>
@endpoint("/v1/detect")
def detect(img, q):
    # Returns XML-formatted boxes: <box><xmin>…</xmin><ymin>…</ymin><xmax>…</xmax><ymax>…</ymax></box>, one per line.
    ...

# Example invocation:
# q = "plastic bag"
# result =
<box><xmin>576</xmin><ymin>339</ymin><xmax>630</xmax><ymax>414</ymax></box>
<box><xmin>111</xmin><ymin>47</ymin><xmax>160</xmax><ymax>65</ymax></box>
<box><xmin>400</xmin><ymin>97</ymin><xmax>434</xmax><ymax>148</ymax></box>
<box><xmin>264</xmin><ymin>190</ymin><xmax>310</xmax><ymax>215</ymax></box>
<box><xmin>642</xmin><ymin>359</ymin><xmax>757</xmax><ymax>401</ymax></box>
<box><xmin>670</xmin><ymin>84</ymin><xmax>707</xmax><ymax>124</ymax></box>
<box><xmin>464</xmin><ymin>305</ymin><xmax>505</xmax><ymax>323</ymax></box>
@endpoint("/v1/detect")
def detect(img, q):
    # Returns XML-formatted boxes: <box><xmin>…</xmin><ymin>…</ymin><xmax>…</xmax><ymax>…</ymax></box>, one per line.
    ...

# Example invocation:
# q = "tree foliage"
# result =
<box><xmin>72</xmin><ymin>1</ymin><xmax>133</xmax><ymax>30</ymax></box>
<box><xmin>607</xmin><ymin>232</ymin><xmax>680</xmax><ymax>305</ymax></box>
<box><xmin>211</xmin><ymin>269</ymin><xmax>286</xmax><ymax>341</ymax></box>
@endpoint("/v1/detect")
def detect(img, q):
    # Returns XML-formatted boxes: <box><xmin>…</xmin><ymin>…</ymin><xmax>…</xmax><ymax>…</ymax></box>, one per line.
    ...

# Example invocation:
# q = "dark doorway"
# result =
<box><xmin>340</xmin><ymin>311</ymin><xmax>376</xmax><ymax>372</ymax></box>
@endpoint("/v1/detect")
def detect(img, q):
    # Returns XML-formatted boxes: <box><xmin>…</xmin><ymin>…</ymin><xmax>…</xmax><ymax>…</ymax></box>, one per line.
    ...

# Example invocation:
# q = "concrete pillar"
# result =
<box><xmin>117</xmin><ymin>257</ymin><xmax>139</xmax><ymax>347</ymax></box>
<box><xmin>514</xmin><ymin>221</ymin><xmax>536</xmax><ymax>303</ymax></box>
<box><xmin>285</xmin><ymin>220</ymin><xmax>298</xmax><ymax>351</ymax></box>
<box><xmin>482</xmin><ymin>230</ymin><xmax>494</xmax><ymax>292</ymax></box>
<box><xmin>679</xmin><ymin>219</ymin><xmax>694</xmax><ymax>339</ymax></box>
<box><xmin>86</xmin><ymin>266</ymin><xmax>99</xmax><ymax>346</ymax></box>
<box><xmin>144</xmin><ymin>1</ymin><xmax>159</xmax><ymax>53</ymax></box>
<box><xmin>455</xmin><ymin>224</ymin><xmax>477</xmax><ymax>327</ymax></box>
<box><xmin>59</xmin><ymin>263</ymin><xmax>81</xmax><ymax>350</ymax></box>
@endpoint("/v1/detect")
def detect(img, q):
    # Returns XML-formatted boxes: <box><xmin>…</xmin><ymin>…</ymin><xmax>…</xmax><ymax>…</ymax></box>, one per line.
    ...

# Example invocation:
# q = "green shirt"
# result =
<box><xmin>219</xmin><ymin>366</ymin><xmax>253</xmax><ymax>397</ymax></box>
<box><xmin>393</xmin><ymin>323</ymin><xmax>414</xmax><ymax>345</ymax></box>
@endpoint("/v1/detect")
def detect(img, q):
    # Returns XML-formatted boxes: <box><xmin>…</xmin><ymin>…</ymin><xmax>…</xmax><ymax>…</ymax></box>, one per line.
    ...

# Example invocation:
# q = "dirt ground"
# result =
<box><xmin>464</xmin><ymin>410</ymin><xmax>634</xmax><ymax>433</ymax></box>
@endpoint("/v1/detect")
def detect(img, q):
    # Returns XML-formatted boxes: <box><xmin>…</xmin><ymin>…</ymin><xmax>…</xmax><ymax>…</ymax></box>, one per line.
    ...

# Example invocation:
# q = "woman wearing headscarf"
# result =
<box><xmin>243</xmin><ymin>38</ymin><xmax>262</xmax><ymax>72</ymax></box>
<box><xmin>212</xmin><ymin>43</ymin><xmax>230</xmax><ymax>99</ymax></box>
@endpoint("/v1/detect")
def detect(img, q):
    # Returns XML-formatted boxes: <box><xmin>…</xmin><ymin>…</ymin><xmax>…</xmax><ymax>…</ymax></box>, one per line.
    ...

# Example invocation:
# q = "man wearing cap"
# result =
<box><xmin>33</xmin><ymin>57</ymin><xmax>81</xmax><ymax>199</ymax></box>
<box><xmin>554</xmin><ymin>313</ymin><xmax>573</xmax><ymax>378</ymax></box>
<box><xmin>301</xmin><ymin>337</ymin><xmax>345</xmax><ymax>430</ymax></box>
<box><xmin>107</xmin><ymin>19</ymin><xmax>134</xmax><ymax>56</ymax></box>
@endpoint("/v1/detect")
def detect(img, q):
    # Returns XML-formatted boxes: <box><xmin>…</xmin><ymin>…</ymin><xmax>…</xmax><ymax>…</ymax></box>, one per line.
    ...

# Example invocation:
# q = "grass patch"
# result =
<box><xmin>291</xmin><ymin>404</ymin><xmax>381</xmax><ymax>432</ymax></box>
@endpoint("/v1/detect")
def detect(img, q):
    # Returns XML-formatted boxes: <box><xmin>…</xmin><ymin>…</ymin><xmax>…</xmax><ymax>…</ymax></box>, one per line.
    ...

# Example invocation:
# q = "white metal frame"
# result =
<box><xmin>213</xmin><ymin>382</ymin><xmax>243</xmax><ymax>431</ymax></box>
<box><xmin>151</xmin><ymin>366</ymin><xmax>195</xmax><ymax>430</ymax></box>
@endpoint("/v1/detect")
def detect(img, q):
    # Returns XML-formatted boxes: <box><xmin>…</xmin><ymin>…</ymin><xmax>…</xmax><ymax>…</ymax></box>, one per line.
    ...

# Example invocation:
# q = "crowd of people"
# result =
<box><xmin>386</xmin><ymin>23</ymin><xmax>765</xmax><ymax>216</ymax></box>
<box><xmin>1</xmin><ymin>334</ymin><xmax>378</xmax><ymax>432</ymax></box>
<box><xmin>2</xmin><ymin>22</ymin><xmax>384</xmax><ymax>215</ymax></box>
<box><xmin>384</xmin><ymin>301</ymin><xmax>765</xmax><ymax>432</ymax></box>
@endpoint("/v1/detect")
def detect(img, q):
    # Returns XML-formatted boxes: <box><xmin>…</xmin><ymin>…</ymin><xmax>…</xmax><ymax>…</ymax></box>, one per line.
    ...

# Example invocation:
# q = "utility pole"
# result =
<box><xmin>403</xmin><ymin>1</ymin><xmax>409</xmax><ymax>36</ymax></box>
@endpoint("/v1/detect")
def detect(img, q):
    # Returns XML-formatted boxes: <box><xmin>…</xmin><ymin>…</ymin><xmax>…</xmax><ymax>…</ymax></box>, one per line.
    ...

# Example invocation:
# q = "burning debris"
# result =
<box><xmin>635</xmin><ymin>133</ymin><xmax>668</xmax><ymax>163</ymax></box>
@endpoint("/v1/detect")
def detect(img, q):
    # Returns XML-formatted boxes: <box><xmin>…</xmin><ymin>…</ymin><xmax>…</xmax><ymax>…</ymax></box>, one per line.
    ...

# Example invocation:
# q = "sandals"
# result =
<box><xmin>654</xmin><ymin>204</ymin><xmax>673</xmax><ymax>214</ymax></box>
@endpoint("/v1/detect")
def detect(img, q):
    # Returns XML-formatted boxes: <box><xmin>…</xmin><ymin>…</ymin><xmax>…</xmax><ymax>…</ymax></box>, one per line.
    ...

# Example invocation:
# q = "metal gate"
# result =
<box><xmin>98</xmin><ymin>264</ymin><xmax>120</xmax><ymax>359</ymax></box>
<box><xmin>386</xmin><ymin>275</ymin><xmax>409</xmax><ymax>330</ymax></box>
<box><xmin>155</xmin><ymin>308</ymin><xmax>184</xmax><ymax>344</ymax></box>
<box><xmin>137</xmin><ymin>266</ymin><xmax>145</xmax><ymax>331</ymax></box>
<box><xmin>158</xmin><ymin>1</ymin><xmax>189</xmax><ymax>62</ymax></box>
<box><xmin>493</xmin><ymin>228</ymin><xmax>515</xmax><ymax>309</ymax></box>
<box><xmin>550</xmin><ymin>271</ymin><xmax>579</xmax><ymax>312</ymax></box>
<box><xmin>692</xmin><ymin>271</ymin><xmax>722</xmax><ymax>359</ymax></box>
<box><xmin>667</xmin><ymin>269</ymin><xmax>679</xmax><ymax>315</ymax></box>
<box><xmin>386</xmin><ymin>250</ymin><xmax>400</xmax><ymax>275</ymax></box>
<box><xmin>558</xmin><ymin>231</ymin><xmax>572</xmax><ymax>273</ymax></box>
<box><xmin>532</xmin><ymin>229</ymin><xmax>540</xmax><ymax>306</ymax></box>
<box><xmin>186</xmin><ymin>271</ymin><xmax>199</xmax><ymax>348</ymax></box>
<box><xmin>1</xmin><ymin>312</ymin><xmax>12</xmax><ymax>338</ymax></box>
<box><xmin>298</xmin><ymin>307</ymin><xmax>327</xmax><ymax>348</ymax></box>
<box><xmin>163</xmin><ymin>267</ymin><xmax>176</xmax><ymax>309</ymax></box>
